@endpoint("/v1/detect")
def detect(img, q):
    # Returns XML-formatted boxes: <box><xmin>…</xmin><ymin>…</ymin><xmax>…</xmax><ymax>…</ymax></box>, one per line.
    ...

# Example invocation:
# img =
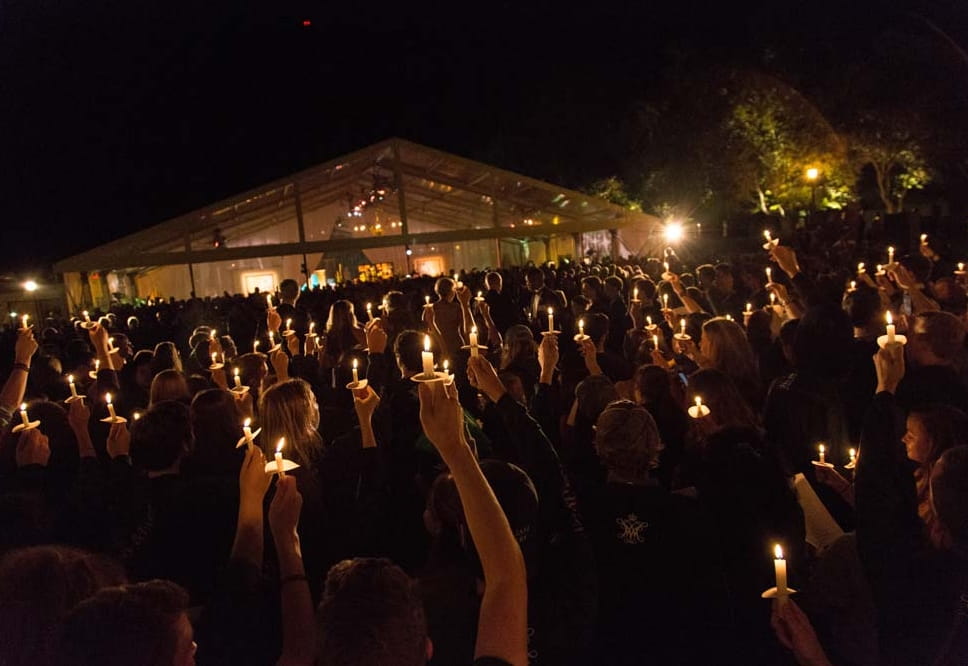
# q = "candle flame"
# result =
<box><xmin>68</xmin><ymin>374</ymin><xmax>74</xmax><ymax>383</ymax></box>
<box><xmin>352</xmin><ymin>358</ymin><xmax>358</xmax><ymax>369</ymax></box>
<box><xmin>921</xmin><ymin>234</ymin><xmax>927</xmax><ymax>242</ymax></box>
<box><xmin>244</xmin><ymin>417</ymin><xmax>251</xmax><ymax>427</ymax></box>
<box><xmin>477</xmin><ymin>291</ymin><xmax>483</xmax><ymax>298</ymax></box>
<box><xmin>286</xmin><ymin>318</ymin><xmax>292</xmax><ymax>329</ymax></box>
<box><xmin>858</xmin><ymin>262</ymin><xmax>865</xmax><ymax>271</ymax></box>
<box><xmin>234</xmin><ymin>367</ymin><xmax>239</xmax><ymax>377</ymax></box>
<box><xmin>425</xmin><ymin>295</ymin><xmax>430</xmax><ymax>304</ymax></box>
<box><xmin>211</xmin><ymin>329</ymin><xmax>217</xmax><ymax>339</ymax></box>
<box><xmin>443</xmin><ymin>360</ymin><xmax>450</xmax><ymax>372</ymax></box>
<box><xmin>276</xmin><ymin>438</ymin><xmax>285</xmax><ymax>454</ymax></box>
<box><xmin>133</xmin><ymin>411</ymin><xmax>142</xmax><ymax>420</ymax></box>
<box><xmin>547</xmin><ymin>306</ymin><xmax>553</xmax><ymax>316</ymax></box>
<box><xmin>818</xmin><ymin>443</ymin><xmax>825</xmax><ymax>455</ymax></box>
<box><xmin>886</xmin><ymin>311</ymin><xmax>893</xmax><ymax>325</ymax></box>
<box><xmin>646</xmin><ymin>316</ymin><xmax>653</xmax><ymax>326</ymax></box>
<box><xmin>695</xmin><ymin>396</ymin><xmax>702</xmax><ymax>407</ymax></box>
<box><xmin>774</xmin><ymin>544</ymin><xmax>784</xmax><ymax>560</ymax></box>
<box><xmin>471</xmin><ymin>325</ymin><xmax>478</xmax><ymax>334</ymax></box>
<box><xmin>105</xmin><ymin>393</ymin><xmax>112</xmax><ymax>405</ymax></box>
<box><xmin>212</xmin><ymin>352</ymin><xmax>218</xmax><ymax>363</ymax></box>
<box><xmin>424</xmin><ymin>335</ymin><xmax>431</xmax><ymax>352</ymax></box>
<box><xmin>366</xmin><ymin>302</ymin><xmax>372</xmax><ymax>311</ymax></box>
<box><xmin>20</xmin><ymin>402</ymin><xmax>26</xmax><ymax>411</ymax></box>
<box><xmin>578</xmin><ymin>319</ymin><xmax>584</xmax><ymax>329</ymax></box>
<box><xmin>849</xmin><ymin>447</ymin><xmax>856</xmax><ymax>458</ymax></box>
<box><xmin>763</xmin><ymin>229</ymin><xmax>771</xmax><ymax>240</ymax></box>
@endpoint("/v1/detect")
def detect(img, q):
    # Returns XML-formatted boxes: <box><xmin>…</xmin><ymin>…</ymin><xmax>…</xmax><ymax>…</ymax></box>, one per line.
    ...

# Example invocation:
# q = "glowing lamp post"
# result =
<box><xmin>805</xmin><ymin>167</ymin><xmax>820</xmax><ymax>213</ymax></box>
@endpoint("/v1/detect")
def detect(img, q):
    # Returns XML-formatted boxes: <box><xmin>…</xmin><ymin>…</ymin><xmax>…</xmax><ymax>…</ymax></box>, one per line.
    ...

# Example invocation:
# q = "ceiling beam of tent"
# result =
<box><xmin>54</xmin><ymin>213</ymin><xmax>644</xmax><ymax>273</ymax></box>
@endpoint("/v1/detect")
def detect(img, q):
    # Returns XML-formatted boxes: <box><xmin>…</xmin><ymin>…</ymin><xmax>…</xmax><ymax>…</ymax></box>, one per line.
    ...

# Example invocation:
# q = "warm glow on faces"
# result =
<box><xmin>902</xmin><ymin>415</ymin><xmax>931</xmax><ymax>464</ymax></box>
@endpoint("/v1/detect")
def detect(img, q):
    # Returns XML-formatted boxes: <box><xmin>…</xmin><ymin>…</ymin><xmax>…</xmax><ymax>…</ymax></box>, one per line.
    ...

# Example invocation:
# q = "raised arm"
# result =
<box><xmin>0</xmin><ymin>328</ymin><xmax>38</xmax><ymax>426</ymax></box>
<box><xmin>418</xmin><ymin>381</ymin><xmax>528</xmax><ymax>665</ymax></box>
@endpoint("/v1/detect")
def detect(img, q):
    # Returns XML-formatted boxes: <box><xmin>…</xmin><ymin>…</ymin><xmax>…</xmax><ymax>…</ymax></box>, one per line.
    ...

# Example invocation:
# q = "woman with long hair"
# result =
<box><xmin>258</xmin><ymin>378</ymin><xmax>323</xmax><ymax>468</ymax></box>
<box><xmin>188</xmin><ymin>388</ymin><xmax>244</xmax><ymax>477</ymax></box>
<box><xmin>500</xmin><ymin>325</ymin><xmax>540</xmax><ymax>400</ymax></box>
<box><xmin>683</xmin><ymin>317</ymin><xmax>762</xmax><ymax>412</ymax></box>
<box><xmin>633</xmin><ymin>364</ymin><xmax>689</xmax><ymax>486</ymax></box>
<box><xmin>322</xmin><ymin>300</ymin><xmax>365</xmax><ymax>367</ymax></box>
<box><xmin>148</xmin><ymin>369</ymin><xmax>190</xmax><ymax>407</ymax></box>
<box><xmin>149</xmin><ymin>341</ymin><xmax>182</xmax><ymax>376</ymax></box>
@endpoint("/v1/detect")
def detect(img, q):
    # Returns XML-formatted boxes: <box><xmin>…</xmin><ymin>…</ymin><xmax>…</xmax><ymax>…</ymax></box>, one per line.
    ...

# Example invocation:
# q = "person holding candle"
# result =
<box><xmin>427</xmin><ymin>277</ymin><xmax>466</xmax><ymax>361</ymax></box>
<box><xmin>319</xmin><ymin>300</ymin><xmax>366</xmax><ymax>370</ymax></box>
<box><xmin>894</xmin><ymin>311</ymin><xmax>968</xmax><ymax>413</ymax></box>
<box><xmin>499</xmin><ymin>325</ymin><xmax>541</xmax><ymax>401</ymax></box>
<box><xmin>0</xmin><ymin>328</ymin><xmax>38</xmax><ymax>434</ymax></box>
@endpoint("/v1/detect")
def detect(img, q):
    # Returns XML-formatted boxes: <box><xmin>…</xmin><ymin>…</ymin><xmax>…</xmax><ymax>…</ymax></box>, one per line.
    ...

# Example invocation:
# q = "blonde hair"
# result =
<box><xmin>148</xmin><ymin>369</ymin><xmax>189</xmax><ymax>407</ymax></box>
<box><xmin>258</xmin><ymin>379</ymin><xmax>322</xmax><ymax>466</ymax></box>
<box><xmin>702</xmin><ymin>318</ymin><xmax>760</xmax><ymax>390</ymax></box>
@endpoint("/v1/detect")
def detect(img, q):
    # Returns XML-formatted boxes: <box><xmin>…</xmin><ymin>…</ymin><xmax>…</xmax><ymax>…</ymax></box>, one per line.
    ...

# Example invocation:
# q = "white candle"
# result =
<box><xmin>849</xmin><ymin>280</ymin><xmax>857</xmax><ymax>291</ymax></box>
<box><xmin>469</xmin><ymin>326</ymin><xmax>479</xmax><ymax>357</ymax></box>
<box><xmin>921</xmin><ymin>233</ymin><xmax>928</xmax><ymax>245</ymax></box>
<box><xmin>268</xmin><ymin>331</ymin><xmax>275</xmax><ymax>347</ymax></box>
<box><xmin>662</xmin><ymin>294</ymin><xmax>669</xmax><ymax>310</ymax></box>
<box><xmin>680</xmin><ymin>318</ymin><xmax>687</xmax><ymax>337</ymax></box>
<box><xmin>421</xmin><ymin>335</ymin><xmax>435</xmax><ymax>379</ymax></box>
<box><xmin>210</xmin><ymin>329</ymin><xmax>217</xmax><ymax>341</ymax></box>
<box><xmin>763</xmin><ymin>229</ymin><xmax>772</xmax><ymax>243</ymax></box>
<box><xmin>632</xmin><ymin>287</ymin><xmax>639</xmax><ymax>302</ymax></box>
<box><xmin>652</xmin><ymin>334</ymin><xmax>659</xmax><ymax>349</ymax></box>
<box><xmin>477</xmin><ymin>290</ymin><xmax>484</xmax><ymax>301</ymax></box>
<box><xmin>366</xmin><ymin>303</ymin><xmax>372</xmax><ymax>318</ymax></box>
<box><xmin>774</xmin><ymin>544</ymin><xmax>788</xmax><ymax>599</ymax></box>
<box><xmin>21</xmin><ymin>314</ymin><xmax>28</xmax><ymax>330</ymax></box>
<box><xmin>888</xmin><ymin>246</ymin><xmax>895</xmax><ymax>264</ymax></box>
<box><xmin>68</xmin><ymin>374</ymin><xmax>79</xmax><ymax>398</ymax></box>
<box><xmin>94</xmin><ymin>359</ymin><xmax>100</xmax><ymax>373</ymax></box>
<box><xmin>770</xmin><ymin>292</ymin><xmax>777</xmax><ymax>306</ymax></box>
<box><xmin>745</xmin><ymin>303</ymin><xmax>752</xmax><ymax>315</ymax></box>
<box><xmin>352</xmin><ymin>358</ymin><xmax>359</xmax><ymax>384</ymax></box>
<box><xmin>19</xmin><ymin>403</ymin><xmax>29</xmax><ymax>427</ymax></box>
<box><xmin>424</xmin><ymin>295</ymin><xmax>431</xmax><ymax>307</ymax></box>
<box><xmin>959</xmin><ymin>263</ymin><xmax>966</xmax><ymax>273</ymax></box>
<box><xmin>443</xmin><ymin>360</ymin><xmax>450</xmax><ymax>376</ymax></box>
<box><xmin>275</xmin><ymin>438</ymin><xmax>286</xmax><ymax>477</ymax></box>
<box><xmin>886</xmin><ymin>311</ymin><xmax>896</xmax><ymax>344</ymax></box>
<box><xmin>254</xmin><ymin>339</ymin><xmax>261</xmax><ymax>353</ymax></box>
<box><xmin>849</xmin><ymin>448</ymin><xmax>857</xmax><ymax>465</ymax></box>
<box><xmin>547</xmin><ymin>307</ymin><xmax>554</xmax><ymax>333</ymax></box>
<box><xmin>83</xmin><ymin>311</ymin><xmax>91</xmax><ymax>323</ymax></box>
<box><xmin>818</xmin><ymin>443</ymin><xmax>827</xmax><ymax>464</ymax></box>
<box><xmin>309</xmin><ymin>321</ymin><xmax>316</xmax><ymax>336</ymax></box>
<box><xmin>233</xmin><ymin>368</ymin><xmax>242</xmax><ymax>388</ymax></box>
<box><xmin>578</xmin><ymin>319</ymin><xmax>585</xmax><ymax>338</ymax></box>
<box><xmin>765</xmin><ymin>266</ymin><xmax>772</xmax><ymax>282</ymax></box>
<box><xmin>108</xmin><ymin>337</ymin><xmax>115</xmax><ymax>351</ymax></box>
<box><xmin>243</xmin><ymin>418</ymin><xmax>254</xmax><ymax>447</ymax></box>
<box><xmin>646</xmin><ymin>315</ymin><xmax>653</xmax><ymax>327</ymax></box>
<box><xmin>876</xmin><ymin>264</ymin><xmax>884</xmax><ymax>275</ymax></box>
<box><xmin>106</xmin><ymin>393</ymin><xmax>116</xmax><ymax>421</ymax></box>
<box><xmin>285</xmin><ymin>318</ymin><xmax>292</xmax><ymax>332</ymax></box>
<box><xmin>857</xmin><ymin>262</ymin><xmax>865</xmax><ymax>275</ymax></box>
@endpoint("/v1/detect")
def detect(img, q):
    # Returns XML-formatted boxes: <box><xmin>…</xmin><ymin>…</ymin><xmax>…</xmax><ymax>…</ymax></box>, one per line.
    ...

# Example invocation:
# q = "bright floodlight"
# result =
<box><xmin>663</xmin><ymin>222</ymin><xmax>684</xmax><ymax>244</ymax></box>
<box><xmin>805</xmin><ymin>167</ymin><xmax>820</xmax><ymax>181</ymax></box>
<box><xmin>23</xmin><ymin>280</ymin><xmax>38</xmax><ymax>292</ymax></box>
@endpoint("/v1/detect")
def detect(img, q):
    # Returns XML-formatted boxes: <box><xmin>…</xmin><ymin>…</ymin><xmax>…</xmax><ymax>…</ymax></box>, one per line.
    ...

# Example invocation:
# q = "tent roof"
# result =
<box><xmin>55</xmin><ymin>138</ymin><xmax>658</xmax><ymax>273</ymax></box>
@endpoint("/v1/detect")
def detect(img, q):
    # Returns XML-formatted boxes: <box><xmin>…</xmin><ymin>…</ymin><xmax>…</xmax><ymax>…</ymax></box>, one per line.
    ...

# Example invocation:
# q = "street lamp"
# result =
<box><xmin>663</xmin><ymin>221</ymin><xmax>685</xmax><ymax>244</ymax></box>
<box><xmin>805</xmin><ymin>168</ymin><xmax>820</xmax><ymax>213</ymax></box>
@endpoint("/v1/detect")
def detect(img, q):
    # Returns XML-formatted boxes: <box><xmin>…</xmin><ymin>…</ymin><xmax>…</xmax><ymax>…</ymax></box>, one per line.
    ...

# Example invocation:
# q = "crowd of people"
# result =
<box><xmin>2</xmin><ymin>229</ymin><xmax>968</xmax><ymax>665</ymax></box>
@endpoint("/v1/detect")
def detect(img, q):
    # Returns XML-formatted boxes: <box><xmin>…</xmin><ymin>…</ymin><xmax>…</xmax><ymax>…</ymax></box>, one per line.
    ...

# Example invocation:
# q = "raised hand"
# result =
<box><xmin>579</xmin><ymin>337</ymin><xmax>602</xmax><ymax>376</ymax></box>
<box><xmin>874</xmin><ymin>342</ymin><xmax>905</xmax><ymax>395</ymax></box>
<box><xmin>418</xmin><ymin>380</ymin><xmax>466</xmax><ymax>456</ymax></box>
<box><xmin>16</xmin><ymin>428</ymin><xmax>50</xmax><ymax>467</ymax></box>
<box><xmin>467</xmin><ymin>355</ymin><xmax>507</xmax><ymax>403</ymax></box>
<box><xmin>286</xmin><ymin>332</ymin><xmax>301</xmax><ymax>357</ymax></box>
<box><xmin>270</xmin><ymin>348</ymin><xmax>289</xmax><ymax>380</ymax></box>
<box><xmin>771</xmin><ymin>599</ymin><xmax>833</xmax><ymax>666</ymax></box>
<box><xmin>538</xmin><ymin>333</ymin><xmax>559</xmax><ymax>381</ymax></box>
<box><xmin>269</xmin><ymin>475</ymin><xmax>303</xmax><ymax>539</ymax></box>
<box><xmin>67</xmin><ymin>396</ymin><xmax>91</xmax><ymax>432</ymax></box>
<box><xmin>14</xmin><ymin>327</ymin><xmax>38</xmax><ymax>365</ymax></box>
<box><xmin>267</xmin><ymin>307</ymin><xmax>282</xmax><ymax>334</ymax></box>
<box><xmin>770</xmin><ymin>245</ymin><xmax>801</xmax><ymax>278</ymax></box>
<box><xmin>239</xmin><ymin>446</ymin><xmax>270</xmax><ymax>513</ymax></box>
<box><xmin>106</xmin><ymin>421</ymin><xmax>131</xmax><ymax>459</ymax></box>
<box><xmin>352</xmin><ymin>384</ymin><xmax>380</xmax><ymax>419</ymax></box>
<box><xmin>364</xmin><ymin>319</ymin><xmax>388</xmax><ymax>355</ymax></box>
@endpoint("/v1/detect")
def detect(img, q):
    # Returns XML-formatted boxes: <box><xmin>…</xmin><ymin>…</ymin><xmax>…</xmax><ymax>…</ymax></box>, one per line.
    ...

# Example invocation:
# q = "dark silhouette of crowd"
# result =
<box><xmin>2</xmin><ymin>231</ymin><xmax>968</xmax><ymax>665</ymax></box>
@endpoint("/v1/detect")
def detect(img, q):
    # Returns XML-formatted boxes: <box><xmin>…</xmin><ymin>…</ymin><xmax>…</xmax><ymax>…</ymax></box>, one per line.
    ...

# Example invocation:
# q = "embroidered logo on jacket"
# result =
<box><xmin>615</xmin><ymin>513</ymin><xmax>648</xmax><ymax>544</ymax></box>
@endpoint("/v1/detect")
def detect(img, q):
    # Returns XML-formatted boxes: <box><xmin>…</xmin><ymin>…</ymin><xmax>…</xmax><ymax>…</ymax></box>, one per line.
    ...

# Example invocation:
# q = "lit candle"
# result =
<box><xmin>421</xmin><ymin>335</ymin><xmax>435</xmax><ymax>379</ymax></box>
<box><xmin>849</xmin><ymin>280</ymin><xmax>856</xmax><ymax>291</ymax></box>
<box><xmin>268</xmin><ymin>331</ymin><xmax>275</xmax><ymax>347</ymax></box>
<box><xmin>233</xmin><ymin>368</ymin><xmax>242</xmax><ymax>388</ymax></box>
<box><xmin>108</xmin><ymin>336</ymin><xmax>116</xmax><ymax>351</ymax></box>
<box><xmin>960</xmin><ymin>263</ymin><xmax>966</xmax><ymax>273</ymax></box>
<box><xmin>68</xmin><ymin>374</ymin><xmax>79</xmax><ymax>398</ymax></box>
<box><xmin>764</xmin><ymin>229</ymin><xmax>772</xmax><ymax>243</ymax></box>
<box><xmin>94</xmin><ymin>359</ymin><xmax>100</xmax><ymax>373</ymax></box>
<box><xmin>745</xmin><ymin>302</ymin><xmax>752</xmax><ymax>315</ymax></box>
<box><xmin>646</xmin><ymin>315</ymin><xmax>653</xmax><ymax>328</ymax></box>
<box><xmin>285</xmin><ymin>318</ymin><xmax>292</xmax><ymax>333</ymax></box>
<box><xmin>773</xmin><ymin>544</ymin><xmax>788</xmax><ymax>600</ymax></box>
<box><xmin>366</xmin><ymin>303</ymin><xmax>372</xmax><ymax>318</ymax></box>
<box><xmin>106</xmin><ymin>393</ymin><xmax>116</xmax><ymax>422</ymax></box>
<box><xmin>476</xmin><ymin>290</ymin><xmax>484</xmax><ymax>301</ymax></box>
<box><xmin>887</xmin><ymin>246</ymin><xmax>895</xmax><ymax>264</ymax></box>
<box><xmin>211</xmin><ymin>352</ymin><xmax>219</xmax><ymax>366</ymax></box>
<box><xmin>275</xmin><ymin>438</ymin><xmax>286</xmax><ymax>477</ymax></box>
<box><xmin>857</xmin><ymin>262</ymin><xmax>865</xmax><ymax>275</ymax></box>
<box><xmin>352</xmin><ymin>358</ymin><xmax>359</xmax><ymax>384</ymax></box>
<box><xmin>819</xmin><ymin>443</ymin><xmax>829</xmax><ymax>464</ymax></box>
<box><xmin>921</xmin><ymin>233</ymin><xmax>928</xmax><ymax>245</ymax></box>
<box><xmin>443</xmin><ymin>360</ymin><xmax>450</xmax><ymax>376</ymax></box>
<box><xmin>886</xmin><ymin>311</ymin><xmax>896</xmax><ymax>344</ymax></box>
<box><xmin>632</xmin><ymin>287</ymin><xmax>639</xmax><ymax>302</ymax></box>
<box><xmin>132</xmin><ymin>411</ymin><xmax>142</xmax><ymax>421</ymax></box>
<box><xmin>652</xmin><ymin>334</ymin><xmax>659</xmax><ymax>349</ymax></box>
<box><xmin>680</xmin><ymin>318</ymin><xmax>687</xmax><ymax>337</ymax></box>
<box><xmin>770</xmin><ymin>292</ymin><xmax>777</xmax><ymax>306</ymax></box>
<box><xmin>469</xmin><ymin>325</ymin><xmax>479</xmax><ymax>357</ymax></box>
<box><xmin>21</xmin><ymin>314</ymin><xmax>28</xmax><ymax>330</ymax></box>
<box><xmin>663</xmin><ymin>261</ymin><xmax>670</xmax><ymax>273</ymax></box>
<box><xmin>662</xmin><ymin>293</ymin><xmax>669</xmax><ymax>310</ymax></box>
<box><xmin>765</xmin><ymin>266</ymin><xmax>772</xmax><ymax>283</ymax></box>
<box><xmin>848</xmin><ymin>448</ymin><xmax>857</xmax><ymax>466</ymax></box>
<box><xmin>210</xmin><ymin>329</ymin><xmax>217</xmax><ymax>341</ymax></box>
<box><xmin>876</xmin><ymin>264</ymin><xmax>884</xmax><ymax>275</ymax></box>
<box><xmin>424</xmin><ymin>295</ymin><xmax>431</xmax><ymax>307</ymax></box>
<box><xmin>83</xmin><ymin>311</ymin><xmax>91</xmax><ymax>323</ymax></box>
<box><xmin>253</xmin><ymin>339</ymin><xmax>261</xmax><ymax>353</ymax></box>
<box><xmin>578</xmin><ymin>319</ymin><xmax>585</xmax><ymax>338</ymax></box>
<box><xmin>547</xmin><ymin>307</ymin><xmax>554</xmax><ymax>333</ymax></box>
<box><xmin>242</xmin><ymin>418</ymin><xmax>254</xmax><ymax>448</ymax></box>
<box><xmin>19</xmin><ymin>403</ymin><xmax>29</xmax><ymax>428</ymax></box>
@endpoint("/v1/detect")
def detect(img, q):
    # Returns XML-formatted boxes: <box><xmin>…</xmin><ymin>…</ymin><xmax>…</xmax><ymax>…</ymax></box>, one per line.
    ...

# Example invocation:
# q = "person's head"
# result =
<box><xmin>258</xmin><ymin>379</ymin><xmax>322</xmax><ymax>466</ymax></box>
<box><xmin>700</xmin><ymin>318</ymin><xmax>758</xmax><ymax>386</ymax></box>
<box><xmin>234</xmin><ymin>352</ymin><xmax>269</xmax><ymax>395</ymax></box>
<box><xmin>485</xmin><ymin>271</ymin><xmax>503</xmax><ymax>292</ymax></box>
<box><xmin>931</xmin><ymin>277</ymin><xmax>968</xmax><ymax>315</ymax></box>
<box><xmin>393</xmin><ymin>330</ymin><xmax>438</xmax><ymax>377</ymax></box>
<box><xmin>575</xmin><ymin>375</ymin><xmax>619</xmax><ymax>423</ymax></box>
<box><xmin>908</xmin><ymin>311</ymin><xmax>966</xmax><ymax>368</ymax></box>
<box><xmin>903</xmin><ymin>405</ymin><xmax>968</xmax><ymax>466</ymax></box>
<box><xmin>583</xmin><ymin>312</ymin><xmax>610</xmax><ymax>348</ymax></box>
<box><xmin>499</xmin><ymin>371</ymin><xmax>527</xmax><ymax>404</ymax></box>
<box><xmin>130</xmin><ymin>401</ymin><xmax>192</xmax><ymax>472</ymax></box>
<box><xmin>111</xmin><ymin>334</ymin><xmax>133</xmax><ymax>360</ymax></box>
<box><xmin>594</xmin><ymin>400</ymin><xmax>662</xmax><ymax>483</ymax></box>
<box><xmin>631</xmin><ymin>277</ymin><xmax>657</xmax><ymax>302</ymax></box>
<box><xmin>713</xmin><ymin>264</ymin><xmax>734</xmax><ymax>292</ymax></box>
<box><xmin>149</xmin><ymin>370</ymin><xmax>190</xmax><ymax>407</ymax></box>
<box><xmin>317</xmin><ymin>558</ymin><xmax>430</xmax><ymax>666</ymax></box>
<box><xmin>778</xmin><ymin>318</ymin><xmax>800</xmax><ymax>365</ymax></box>
<box><xmin>633</xmin><ymin>363</ymin><xmax>679</xmax><ymax>406</ymax></box>
<box><xmin>696</xmin><ymin>264</ymin><xmax>716</xmax><ymax>289</ymax></box>
<box><xmin>279</xmin><ymin>278</ymin><xmax>300</xmax><ymax>303</ymax></box>
<box><xmin>150</xmin><ymin>342</ymin><xmax>182</xmax><ymax>376</ymax></box>
<box><xmin>326</xmin><ymin>300</ymin><xmax>360</xmax><ymax>333</ymax></box>
<box><xmin>0</xmin><ymin>546</ymin><xmax>125</xmax><ymax>666</ymax></box>
<box><xmin>501</xmin><ymin>325</ymin><xmax>537</xmax><ymax>369</ymax></box>
<box><xmin>603</xmin><ymin>275</ymin><xmax>624</xmax><ymax>300</ymax></box>
<box><xmin>792</xmin><ymin>304</ymin><xmax>852</xmax><ymax>378</ymax></box>
<box><xmin>688</xmin><ymin>368</ymin><xmax>758</xmax><ymax>432</ymax></box>
<box><xmin>842</xmin><ymin>284</ymin><xmax>883</xmax><ymax>329</ymax></box>
<box><xmin>59</xmin><ymin>580</ymin><xmax>194</xmax><ymax>666</ymax></box>
<box><xmin>900</xmin><ymin>254</ymin><xmax>932</xmax><ymax>285</ymax></box>
<box><xmin>131</xmin><ymin>350</ymin><xmax>155</xmax><ymax>390</ymax></box>
<box><xmin>434</xmin><ymin>277</ymin><xmax>455</xmax><ymax>301</ymax></box>
<box><xmin>929</xmin><ymin>446</ymin><xmax>968</xmax><ymax>552</ymax></box>
<box><xmin>189</xmin><ymin>389</ymin><xmax>242</xmax><ymax>474</ymax></box>
<box><xmin>525</xmin><ymin>267</ymin><xmax>544</xmax><ymax>292</ymax></box>
<box><xmin>581</xmin><ymin>276</ymin><xmax>604</xmax><ymax>302</ymax></box>
<box><xmin>570</xmin><ymin>294</ymin><xmax>590</xmax><ymax>319</ymax></box>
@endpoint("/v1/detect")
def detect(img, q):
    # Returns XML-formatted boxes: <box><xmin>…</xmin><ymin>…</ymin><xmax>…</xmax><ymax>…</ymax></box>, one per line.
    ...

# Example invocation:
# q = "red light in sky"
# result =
<box><xmin>302</xmin><ymin>19</ymin><xmax>311</xmax><ymax>27</ymax></box>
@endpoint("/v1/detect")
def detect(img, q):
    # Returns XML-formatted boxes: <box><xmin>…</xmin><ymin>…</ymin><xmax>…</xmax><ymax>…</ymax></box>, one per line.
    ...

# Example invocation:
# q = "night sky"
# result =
<box><xmin>1</xmin><ymin>0</ymin><xmax>966</xmax><ymax>274</ymax></box>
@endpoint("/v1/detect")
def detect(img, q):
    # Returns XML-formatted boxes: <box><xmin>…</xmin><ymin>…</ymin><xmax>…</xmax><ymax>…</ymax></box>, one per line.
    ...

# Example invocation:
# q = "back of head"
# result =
<box><xmin>576</xmin><ymin>374</ymin><xmax>619</xmax><ymax>422</ymax></box>
<box><xmin>435</xmin><ymin>277</ymin><xmax>455</xmax><ymax>298</ymax></box>
<box><xmin>258</xmin><ymin>379</ymin><xmax>322</xmax><ymax>465</ymax></box>
<box><xmin>793</xmin><ymin>304</ymin><xmax>852</xmax><ymax>378</ymax></box>
<box><xmin>317</xmin><ymin>558</ymin><xmax>427</xmax><ymax>666</ymax></box>
<box><xmin>930</xmin><ymin>446</ymin><xmax>968</xmax><ymax>552</ymax></box>
<box><xmin>394</xmin><ymin>329</ymin><xmax>434</xmax><ymax>375</ymax></box>
<box><xmin>130</xmin><ymin>400</ymin><xmax>192</xmax><ymax>472</ymax></box>
<box><xmin>58</xmin><ymin>580</ymin><xmax>189</xmax><ymax>666</ymax></box>
<box><xmin>503</xmin><ymin>325</ymin><xmax>537</xmax><ymax>365</ymax></box>
<box><xmin>279</xmin><ymin>278</ymin><xmax>299</xmax><ymax>302</ymax></box>
<box><xmin>843</xmin><ymin>284</ymin><xmax>882</xmax><ymax>328</ymax></box>
<box><xmin>594</xmin><ymin>400</ymin><xmax>662</xmax><ymax>481</ymax></box>
<box><xmin>913</xmin><ymin>311</ymin><xmax>966</xmax><ymax>363</ymax></box>
<box><xmin>634</xmin><ymin>364</ymin><xmax>677</xmax><ymax>405</ymax></box>
<box><xmin>149</xmin><ymin>369</ymin><xmax>189</xmax><ymax>407</ymax></box>
<box><xmin>0</xmin><ymin>546</ymin><xmax>125</xmax><ymax>666</ymax></box>
<box><xmin>150</xmin><ymin>342</ymin><xmax>182</xmax><ymax>375</ymax></box>
<box><xmin>702</xmin><ymin>318</ymin><xmax>757</xmax><ymax>382</ymax></box>
<box><xmin>584</xmin><ymin>312</ymin><xmax>609</xmax><ymax>345</ymax></box>
<box><xmin>190</xmin><ymin>389</ymin><xmax>242</xmax><ymax>473</ymax></box>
